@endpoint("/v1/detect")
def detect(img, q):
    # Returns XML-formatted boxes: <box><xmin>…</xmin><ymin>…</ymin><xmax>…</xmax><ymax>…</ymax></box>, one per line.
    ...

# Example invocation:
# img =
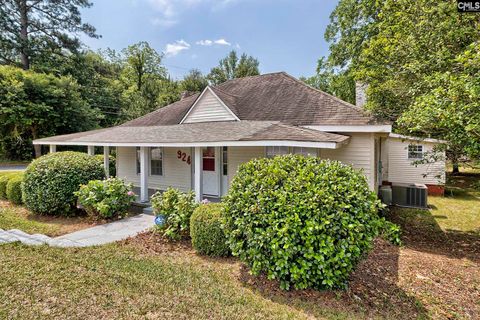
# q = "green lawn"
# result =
<box><xmin>0</xmin><ymin>170</ymin><xmax>478</xmax><ymax>319</ymax></box>
<box><xmin>0</xmin><ymin>243</ymin><xmax>360</xmax><ymax>320</ymax></box>
<box><xmin>0</xmin><ymin>206</ymin><xmax>60</xmax><ymax>235</ymax></box>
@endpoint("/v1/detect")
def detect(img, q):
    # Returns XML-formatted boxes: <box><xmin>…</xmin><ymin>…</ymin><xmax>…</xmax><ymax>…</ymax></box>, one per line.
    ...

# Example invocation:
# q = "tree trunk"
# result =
<box><xmin>452</xmin><ymin>162</ymin><xmax>460</xmax><ymax>175</ymax></box>
<box><xmin>18</xmin><ymin>0</ymin><xmax>30</xmax><ymax>70</ymax></box>
<box><xmin>31</xmin><ymin>126</ymin><xmax>41</xmax><ymax>158</ymax></box>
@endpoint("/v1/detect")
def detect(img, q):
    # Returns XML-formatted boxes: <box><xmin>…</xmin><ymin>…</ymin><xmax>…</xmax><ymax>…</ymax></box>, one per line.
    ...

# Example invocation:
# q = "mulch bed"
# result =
<box><xmin>122</xmin><ymin>229</ymin><xmax>479</xmax><ymax>319</ymax></box>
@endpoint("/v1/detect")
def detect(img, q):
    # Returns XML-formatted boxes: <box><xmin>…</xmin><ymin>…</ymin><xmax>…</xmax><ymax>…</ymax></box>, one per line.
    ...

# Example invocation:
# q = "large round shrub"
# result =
<box><xmin>6</xmin><ymin>173</ymin><xmax>24</xmax><ymax>204</ymax></box>
<box><xmin>223</xmin><ymin>155</ymin><xmax>384</xmax><ymax>290</ymax></box>
<box><xmin>190</xmin><ymin>203</ymin><xmax>230</xmax><ymax>257</ymax></box>
<box><xmin>23</xmin><ymin>151</ymin><xmax>105</xmax><ymax>215</ymax></box>
<box><xmin>0</xmin><ymin>173</ymin><xmax>16</xmax><ymax>199</ymax></box>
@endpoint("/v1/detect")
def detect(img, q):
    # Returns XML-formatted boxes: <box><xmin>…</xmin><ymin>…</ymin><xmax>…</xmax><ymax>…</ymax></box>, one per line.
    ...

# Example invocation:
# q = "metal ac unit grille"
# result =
<box><xmin>406</xmin><ymin>187</ymin><xmax>427</xmax><ymax>208</ymax></box>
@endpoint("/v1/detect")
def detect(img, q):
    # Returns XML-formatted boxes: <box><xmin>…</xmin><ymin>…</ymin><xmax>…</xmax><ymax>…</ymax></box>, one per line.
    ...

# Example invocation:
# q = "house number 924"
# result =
<box><xmin>177</xmin><ymin>150</ymin><xmax>191</xmax><ymax>165</ymax></box>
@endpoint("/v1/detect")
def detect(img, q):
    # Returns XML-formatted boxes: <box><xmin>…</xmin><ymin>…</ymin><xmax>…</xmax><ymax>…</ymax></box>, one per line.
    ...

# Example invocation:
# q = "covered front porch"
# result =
<box><xmin>33</xmin><ymin>121</ymin><xmax>351</xmax><ymax>204</ymax></box>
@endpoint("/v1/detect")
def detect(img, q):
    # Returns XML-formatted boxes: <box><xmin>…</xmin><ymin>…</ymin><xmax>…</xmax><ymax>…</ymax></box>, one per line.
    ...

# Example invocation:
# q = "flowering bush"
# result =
<box><xmin>75</xmin><ymin>178</ymin><xmax>135</xmax><ymax>220</ymax></box>
<box><xmin>151</xmin><ymin>187</ymin><xmax>198</xmax><ymax>240</ymax></box>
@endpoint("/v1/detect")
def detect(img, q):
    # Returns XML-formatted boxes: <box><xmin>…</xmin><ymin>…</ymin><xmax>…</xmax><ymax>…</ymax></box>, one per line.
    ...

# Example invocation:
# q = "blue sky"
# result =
<box><xmin>81</xmin><ymin>0</ymin><xmax>339</xmax><ymax>80</ymax></box>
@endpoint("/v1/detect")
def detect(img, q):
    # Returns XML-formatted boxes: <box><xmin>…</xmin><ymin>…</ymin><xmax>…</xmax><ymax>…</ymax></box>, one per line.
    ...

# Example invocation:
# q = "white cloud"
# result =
<box><xmin>164</xmin><ymin>40</ymin><xmax>191</xmax><ymax>57</ymax></box>
<box><xmin>196</xmin><ymin>40</ymin><xmax>213</xmax><ymax>46</ymax></box>
<box><xmin>196</xmin><ymin>38</ymin><xmax>231</xmax><ymax>46</ymax></box>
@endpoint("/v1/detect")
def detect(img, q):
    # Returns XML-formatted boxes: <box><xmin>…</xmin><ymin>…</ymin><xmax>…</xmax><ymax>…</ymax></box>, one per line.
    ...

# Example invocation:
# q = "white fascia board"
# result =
<box><xmin>304</xmin><ymin>125</ymin><xmax>392</xmax><ymax>133</ymax></box>
<box><xmin>179</xmin><ymin>86</ymin><xmax>240</xmax><ymax>124</ymax></box>
<box><xmin>389</xmin><ymin>133</ymin><xmax>447</xmax><ymax>144</ymax></box>
<box><xmin>33</xmin><ymin>140</ymin><xmax>340</xmax><ymax>149</ymax></box>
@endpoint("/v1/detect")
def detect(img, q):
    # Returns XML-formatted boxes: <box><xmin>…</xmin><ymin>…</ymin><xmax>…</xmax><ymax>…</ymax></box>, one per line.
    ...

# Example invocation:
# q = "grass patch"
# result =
<box><xmin>0</xmin><ymin>201</ymin><xmax>98</xmax><ymax>236</ymax></box>
<box><xmin>0</xmin><ymin>242</ymin><xmax>359</xmax><ymax>320</ymax></box>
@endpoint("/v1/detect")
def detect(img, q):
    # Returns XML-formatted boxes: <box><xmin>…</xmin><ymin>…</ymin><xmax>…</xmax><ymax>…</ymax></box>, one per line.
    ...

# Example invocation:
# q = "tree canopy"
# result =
<box><xmin>310</xmin><ymin>0</ymin><xmax>480</xmax><ymax>162</ymax></box>
<box><xmin>207</xmin><ymin>50</ymin><xmax>260</xmax><ymax>85</ymax></box>
<box><xmin>0</xmin><ymin>0</ymin><xmax>99</xmax><ymax>70</ymax></box>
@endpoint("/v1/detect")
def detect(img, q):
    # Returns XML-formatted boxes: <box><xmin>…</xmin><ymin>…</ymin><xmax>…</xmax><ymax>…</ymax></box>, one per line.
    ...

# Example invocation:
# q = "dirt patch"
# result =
<box><xmin>124</xmin><ymin>228</ymin><xmax>479</xmax><ymax>319</ymax></box>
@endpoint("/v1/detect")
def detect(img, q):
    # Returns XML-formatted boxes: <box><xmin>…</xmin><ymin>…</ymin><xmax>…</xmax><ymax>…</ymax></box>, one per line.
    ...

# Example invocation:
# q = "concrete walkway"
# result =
<box><xmin>0</xmin><ymin>165</ymin><xmax>27</xmax><ymax>171</ymax></box>
<box><xmin>0</xmin><ymin>214</ymin><xmax>155</xmax><ymax>248</ymax></box>
<box><xmin>54</xmin><ymin>214</ymin><xmax>155</xmax><ymax>247</ymax></box>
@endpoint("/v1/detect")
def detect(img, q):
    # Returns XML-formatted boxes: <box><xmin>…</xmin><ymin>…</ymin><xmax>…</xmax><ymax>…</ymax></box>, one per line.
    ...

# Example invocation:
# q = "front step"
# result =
<box><xmin>142</xmin><ymin>206</ymin><xmax>154</xmax><ymax>215</ymax></box>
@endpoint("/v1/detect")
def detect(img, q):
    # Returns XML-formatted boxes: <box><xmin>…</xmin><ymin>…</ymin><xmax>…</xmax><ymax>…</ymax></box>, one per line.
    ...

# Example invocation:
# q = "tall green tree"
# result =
<box><xmin>399</xmin><ymin>44</ymin><xmax>480</xmax><ymax>160</ymax></box>
<box><xmin>121</xmin><ymin>42</ymin><xmax>166</xmax><ymax>91</ymax></box>
<box><xmin>207</xmin><ymin>50</ymin><xmax>259</xmax><ymax>85</ymax></box>
<box><xmin>320</xmin><ymin>0</ymin><xmax>480</xmax><ymax>164</ymax></box>
<box><xmin>355</xmin><ymin>0</ymin><xmax>479</xmax><ymax>123</ymax></box>
<box><xmin>0</xmin><ymin>65</ymin><xmax>100</xmax><ymax>158</ymax></box>
<box><xmin>301</xmin><ymin>57</ymin><xmax>355</xmax><ymax>104</ymax></box>
<box><xmin>0</xmin><ymin>0</ymin><xmax>99</xmax><ymax>70</ymax></box>
<box><xmin>116</xmin><ymin>42</ymin><xmax>176</xmax><ymax>121</ymax></box>
<box><xmin>181</xmin><ymin>69</ymin><xmax>208</xmax><ymax>93</ymax></box>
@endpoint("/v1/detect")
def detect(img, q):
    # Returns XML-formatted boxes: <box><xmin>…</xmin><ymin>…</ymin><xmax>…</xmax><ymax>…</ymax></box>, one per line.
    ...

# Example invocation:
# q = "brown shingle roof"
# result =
<box><xmin>122</xmin><ymin>72</ymin><xmax>381</xmax><ymax>127</ymax></box>
<box><xmin>34</xmin><ymin>121</ymin><xmax>349</xmax><ymax>145</ymax></box>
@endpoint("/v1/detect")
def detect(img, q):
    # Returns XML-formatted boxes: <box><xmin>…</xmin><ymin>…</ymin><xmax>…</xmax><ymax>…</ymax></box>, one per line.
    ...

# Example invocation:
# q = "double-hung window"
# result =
<box><xmin>150</xmin><ymin>147</ymin><xmax>163</xmax><ymax>176</ymax></box>
<box><xmin>266</xmin><ymin>146</ymin><xmax>289</xmax><ymax>158</ymax></box>
<box><xmin>292</xmin><ymin>147</ymin><xmax>318</xmax><ymax>157</ymax></box>
<box><xmin>408</xmin><ymin>145</ymin><xmax>423</xmax><ymax>159</ymax></box>
<box><xmin>135</xmin><ymin>147</ymin><xmax>164</xmax><ymax>175</ymax></box>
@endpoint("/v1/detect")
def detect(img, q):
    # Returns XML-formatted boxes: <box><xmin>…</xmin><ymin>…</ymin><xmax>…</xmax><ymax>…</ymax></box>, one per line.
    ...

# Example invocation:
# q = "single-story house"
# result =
<box><xmin>34</xmin><ymin>72</ymin><xmax>446</xmax><ymax>203</ymax></box>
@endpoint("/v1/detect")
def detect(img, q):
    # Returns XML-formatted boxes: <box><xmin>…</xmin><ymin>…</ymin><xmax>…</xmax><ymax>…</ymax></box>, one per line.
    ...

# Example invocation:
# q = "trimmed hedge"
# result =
<box><xmin>22</xmin><ymin>152</ymin><xmax>105</xmax><ymax>215</ymax></box>
<box><xmin>223</xmin><ymin>155</ymin><xmax>388</xmax><ymax>290</ymax></box>
<box><xmin>6</xmin><ymin>173</ymin><xmax>24</xmax><ymax>204</ymax></box>
<box><xmin>95</xmin><ymin>154</ymin><xmax>116</xmax><ymax>177</ymax></box>
<box><xmin>0</xmin><ymin>173</ymin><xmax>16</xmax><ymax>199</ymax></box>
<box><xmin>190</xmin><ymin>203</ymin><xmax>230</xmax><ymax>257</ymax></box>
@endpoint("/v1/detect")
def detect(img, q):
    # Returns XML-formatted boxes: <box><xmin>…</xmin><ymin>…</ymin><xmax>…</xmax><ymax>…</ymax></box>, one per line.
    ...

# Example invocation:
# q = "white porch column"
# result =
<box><xmin>103</xmin><ymin>146</ymin><xmax>110</xmax><ymax>178</ymax></box>
<box><xmin>194</xmin><ymin>146</ymin><xmax>203</xmax><ymax>202</ymax></box>
<box><xmin>49</xmin><ymin>145</ymin><xmax>56</xmax><ymax>153</ymax></box>
<box><xmin>87</xmin><ymin>145</ymin><xmax>95</xmax><ymax>156</ymax></box>
<box><xmin>140</xmin><ymin>146</ymin><xmax>149</xmax><ymax>202</ymax></box>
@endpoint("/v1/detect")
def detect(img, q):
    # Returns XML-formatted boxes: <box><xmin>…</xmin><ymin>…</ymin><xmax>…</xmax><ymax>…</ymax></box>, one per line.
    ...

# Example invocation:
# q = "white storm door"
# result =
<box><xmin>202</xmin><ymin>147</ymin><xmax>219</xmax><ymax>196</ymax></box>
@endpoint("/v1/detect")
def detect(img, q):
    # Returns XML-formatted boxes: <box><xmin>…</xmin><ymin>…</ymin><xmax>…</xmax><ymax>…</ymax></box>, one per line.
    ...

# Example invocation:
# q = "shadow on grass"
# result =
<box><xmin>237</xmin><ymin>239</ymin><xmax>428</xmax><ymax>320</ymax></box>
<box><xmin>386</xmin><ymin>206</ymin><xmax>480</xmax><ymax>264</ymax></box>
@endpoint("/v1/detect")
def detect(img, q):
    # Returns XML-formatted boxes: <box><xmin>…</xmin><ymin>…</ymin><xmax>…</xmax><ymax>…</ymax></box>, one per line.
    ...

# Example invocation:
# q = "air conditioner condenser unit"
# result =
<box><xmin>391</xmin><ymin>183</ymin><xmax>428</xmax><ymax>208</ymax></box>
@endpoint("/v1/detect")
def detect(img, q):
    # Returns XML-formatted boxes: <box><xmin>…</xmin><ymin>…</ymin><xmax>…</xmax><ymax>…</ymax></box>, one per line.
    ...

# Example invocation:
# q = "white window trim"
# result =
<box><xmin>135</xmin><ymin>147</ymin><xmax>165</xmax><ymax>176</ymax></box>
<box><xmin>264</xmin><ymin>146</ymin><xmax>320</xmax><ymax>158</ymax></box>
<box><xmin>150</xmin><ymin>147</ymin><xmax>164</xmax><ymax>176</ymax></box>
<box><xmin>407</xmin><ymin>144</ymin><xmax>424</xmax><ymax>160</ymax></box>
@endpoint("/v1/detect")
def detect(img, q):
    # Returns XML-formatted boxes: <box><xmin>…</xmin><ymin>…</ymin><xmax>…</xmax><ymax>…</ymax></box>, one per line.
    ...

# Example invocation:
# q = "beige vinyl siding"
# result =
<box><xmin>386</xmin><ymin>138</ymin><xmax>445</xmax><ymax>185</ymax></box>
<box><xmin>227</xmin><ymin>146</ymin><xmax>265</xmax><ymax>186</ymax></box>
<box><xmin>117</xmin><ymin>147</ymin><xmax>192</xmax><ymax>192</ymax></box>
<box><xmin>183</xmin><ymin>90</ymin><xmax>237</xmax><ymax>123</ymax></box>
<box><xmin>320</xmin><ymin>133</ymin><xmax>376</xmax><ymax>190</ymax></box>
